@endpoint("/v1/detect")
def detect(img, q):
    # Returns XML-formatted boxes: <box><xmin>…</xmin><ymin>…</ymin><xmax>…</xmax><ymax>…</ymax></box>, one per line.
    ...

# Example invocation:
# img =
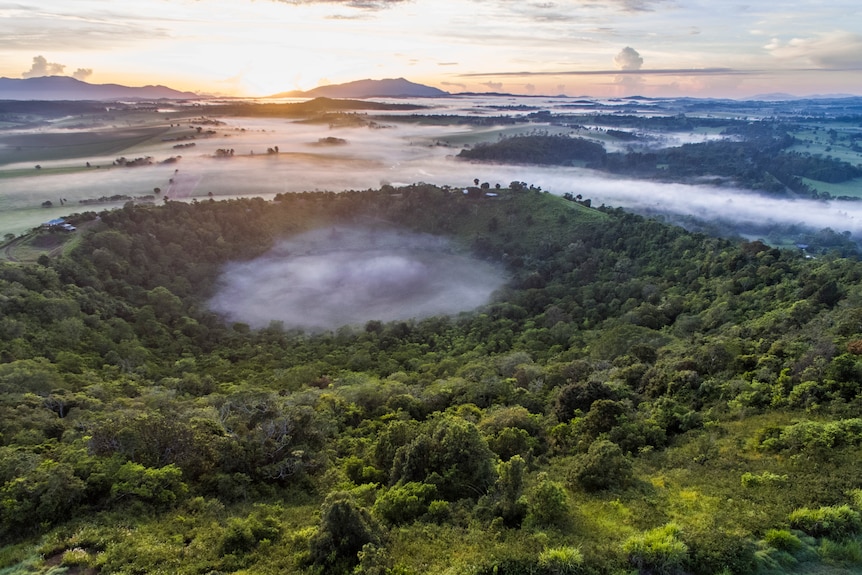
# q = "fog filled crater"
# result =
<box><xmin>208</xmin><ymin>227</ymin><xmax>508</xmax><ymax>331</ymax></box>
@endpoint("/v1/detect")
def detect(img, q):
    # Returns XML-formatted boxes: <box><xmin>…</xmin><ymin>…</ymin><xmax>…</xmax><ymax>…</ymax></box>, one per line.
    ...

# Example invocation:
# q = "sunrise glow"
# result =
<box><xmin>1</xmin><ymin>0</ymin><xmax>861</xmax><ymax>98</ymax></box>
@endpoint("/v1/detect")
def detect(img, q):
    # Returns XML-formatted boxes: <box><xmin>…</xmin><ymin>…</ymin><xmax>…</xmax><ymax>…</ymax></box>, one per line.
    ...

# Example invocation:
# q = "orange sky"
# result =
<box><xmin>2</xmin><ymin>0</ymin><xmax>861</xmax><ymax>98</ymax></box>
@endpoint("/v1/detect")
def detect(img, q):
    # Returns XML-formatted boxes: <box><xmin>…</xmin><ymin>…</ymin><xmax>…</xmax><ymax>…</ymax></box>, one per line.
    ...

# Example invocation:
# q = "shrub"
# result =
<box><xmin>309</xmin><ymin>492</ymin><xmax>383</xmax><ymax>573</ymax></box>
<box><xmin>819</xmin><ymin>538</ymin><xmax>862</xmax><ymax>565</ymax></box>
<box><xmin>623</xmin><ymin>523</ymin><xmax>689</xmax><ymax>575</ymax></box>
<box><xmin>538</xmin><ymin>546</ymin><xmax>584</xmax><ymax>574</ymax></box>
<box><xmin>685</xmin><ymin>529</ymin><xmax>757</xmax><ymax>575</ymax></box>
<box><xmin>427</xmin><ymin>500</ymin><xmax>451</xmax><ymax>523</ymax></box>
<box><xmin>527</xmin><ymin>474</ymin><xmax>570</xmax><ymax>527</ymax></box>
<box><xmin>789</xmin><ymin>505</ymin><xmax>862</xmax><ymax>539</ymax></box>
<box><xmin>763</xmin><ymin>529</ymin><xmax>803</xmax><ymax>552</ymax></box>
<box><xmin>740</xmin><ymin>471</ymin><xmax>788</xmax><ymax>488</ymax></box>
<box><xmin>220</xmin><ymin>506</ymin><xmax>282</xmax><ymax>555</ymax></box>
<box><xmin>372</xmin><ymin>482</ymin><xmax>437</xmax><ymax>525</ymax></box>
<box><xmin>568</xmin><ymin>440</ymin><xmax>632</xmax><ymax>492</ymax></box>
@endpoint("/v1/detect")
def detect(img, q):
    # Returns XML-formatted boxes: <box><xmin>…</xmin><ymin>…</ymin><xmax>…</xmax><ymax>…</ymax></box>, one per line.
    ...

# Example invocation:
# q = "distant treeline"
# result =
<box><xmin>458</xmin><ymin>125</ymin><xmax>862</xmax><ymax>196</ymax></box>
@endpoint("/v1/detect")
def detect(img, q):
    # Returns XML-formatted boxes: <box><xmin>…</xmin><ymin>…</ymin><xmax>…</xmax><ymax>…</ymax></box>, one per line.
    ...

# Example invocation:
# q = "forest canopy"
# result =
<box><xmin>3</xmin><ymin>184</ymin><xmax>862</xmax><ymax>574</ymax></box>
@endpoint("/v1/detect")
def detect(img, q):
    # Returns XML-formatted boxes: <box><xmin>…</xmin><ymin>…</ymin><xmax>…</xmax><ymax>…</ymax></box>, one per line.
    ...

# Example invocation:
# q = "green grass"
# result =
<box><xmin>0</xmin><ymin>126</ymin><xmax>173</xmax><ymax>166</ymax></box>
<box><xmin>800</xmin><ymin>177</ymin><xmax>862</xmax><ymax>198</ymax></box>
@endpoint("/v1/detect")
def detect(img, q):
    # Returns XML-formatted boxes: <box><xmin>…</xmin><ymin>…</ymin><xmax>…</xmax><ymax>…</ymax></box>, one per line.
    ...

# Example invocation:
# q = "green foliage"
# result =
<box><xmin>0</xmin><ymin>459</ymin><xmax>85</xmax><ymax>537</ymax></box>
<box><xmin>763</xmin><ymin>529</ymin><xmax>803</xmax><ymax>552</ymax></box>
<box><xmin>390</xmin><ymin>415</ymin><xmax>497</xmax><ymax>500</ymax></box>
<box><xmin>538</xmin><ymin>546</ymin><xmax>584</xmax><ymax>574</ymax></box>
<box><xmin>818</xmin><ymin>537</ymin><xmax>862</xmax><ymax>566</ymax></box>
<box><xmin>526</xmin><ymin>473</ymin><xmax>570</xmax><ymax>528</ymax></box>
<box><xmin>485</xmin><ymin>455</ymin><xmax>528</xmax><ymax>527</ymax></box>
<box><xmin>110</xmin><ymin>462</ymin><xmax>188</xmax><ymax>509</ymax></box>
<box><xmin>4</xmin><ymin>183</ymin><xmax>862</xmax><ymax>573</ymax></box>
<box><xmin>458</xmin><ymin>135</ymin><xmax>606</xmax><ymax>166</ymax></box>
<box><xmin>568</xmin><ymin>440</ymin><xmax>632</xmax><ymax>492</ymax></box>
<box><xmin>788</xmin><ymin>505</ymin><xmax>862</xmax><ymax>539</ymax></box>
<box><xmin>310</xmin><ymin>492</ymin><xmax>383</xmax><ymax>574</ymax></box>
<box><xmin>740</xmin><ymin>471</ymin><xmax>788</xmax><ymax>488</ymax></box>
<box><xmin>622</xmin><ymin>523</ymin><xmax>689</xmax><ymax>575</ymax></box>
<box><xmin>758</xmin><ymin>418</ymin><xmax>862</xmax><ymax>453</ymax></box>
<box><xmin>373</xmin><ymin>482</ymin><xmax>437</xmax><ymax>525</ymax></box>
<box><xmin>220</xmin><ymin>505</ymin><xmax>282</xmax><ymax>555</ymax></box>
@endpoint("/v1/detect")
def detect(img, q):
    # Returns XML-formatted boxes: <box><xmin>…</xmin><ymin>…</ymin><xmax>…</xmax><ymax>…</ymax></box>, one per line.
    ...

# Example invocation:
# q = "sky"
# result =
<box><xmin>1</xmin><ymin>0</ymin><xmax>861</xmax><ymax>98</ymax></box>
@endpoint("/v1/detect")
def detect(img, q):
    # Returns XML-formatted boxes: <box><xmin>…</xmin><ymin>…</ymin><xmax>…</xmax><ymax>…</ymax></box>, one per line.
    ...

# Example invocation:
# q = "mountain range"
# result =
<box><xmin>0</xmin><ymin>76</ymin><xmax>199</xmax><ymax>101</ymax></box>
<box><xmin>268</xmin><ymin>77</ymin><xmax>449</xmax><ymax>99</ymax></box>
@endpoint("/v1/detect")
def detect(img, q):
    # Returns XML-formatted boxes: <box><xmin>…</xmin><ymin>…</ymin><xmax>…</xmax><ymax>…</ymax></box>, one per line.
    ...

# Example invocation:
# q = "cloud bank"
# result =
<box><xmin>208</xmin><ymin>227</ymin><xmax>508</xmax><ymax>331</ymax></box>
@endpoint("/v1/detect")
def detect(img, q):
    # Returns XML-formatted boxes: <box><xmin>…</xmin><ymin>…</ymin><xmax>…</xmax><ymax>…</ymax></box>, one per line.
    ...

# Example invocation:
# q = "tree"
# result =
<box><xmin>310</xmin><ymin>492</ymin><xmax>383</xmax><ymax>574</ymax></box>
<box><xmin>568</xmin><ymin>439</ymin><xmax>632</xmax><ymax>491</ymax></box>
<box><xmin>390</xmin><ymin>415</ymin><xmax>497</xmax><ymax>500</ymax></box>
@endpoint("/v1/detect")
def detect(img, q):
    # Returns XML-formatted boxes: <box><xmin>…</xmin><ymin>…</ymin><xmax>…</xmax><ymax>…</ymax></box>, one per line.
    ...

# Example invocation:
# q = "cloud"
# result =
<box><xmin>440</xmin><ymin>81</ymin><xmax>467</xmax><ymax>91</ymax></box>
<box><xmin>615</xmin><ymin>0</ymin><xmax>664</xmax><ymax>12</ymax></box>
<box><xmin>274</xmin><ymin>0</ymin><xmax>407</xmax><ymax>9</ymax></box>
<box><xmin>766</xmin><ymin>30</ymin><xmax>862</xmax><ymax>69</ymax></box>
<box><xmin>73</xmin><ymin>68</ymin><xmax>93</xmax><ymax>81</ymax></box>
<box><xmin>22</xmin><ymin>55</ymin><xmax>65</xmax><ymax>78</ymax></box>
<box><xmin>461</xmin><ymin>67</ymin><xmax>744</xmax><ymax>78</ymax></box>
<box><xmin>482</xmin><ymin>81</ymin><xmax>504</xmax><ymax>91</ymax></box>
<box><xmin>208</xmin><ymin>228</ymin><xmax>507</xmax><ymax>331</ymax></box>
<box><xmin>614</xmin><ymin>46</ymin><xmax>643</xmax><ymax>71</ymax></box>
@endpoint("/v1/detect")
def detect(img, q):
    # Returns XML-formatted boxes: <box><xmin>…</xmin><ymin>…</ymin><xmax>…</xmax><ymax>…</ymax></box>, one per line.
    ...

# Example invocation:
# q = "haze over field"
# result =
<box><xmin>208</xmin><ymin>227</ymin><xmax>508</xmax><ymax>331</ymax></box>
<box><xmin>3</xmin><ymin>96</ymin><xmax>862</xmax><ymax>242</ymax></box>
<box><xmin>1</xmin><ymin>1</ymin><xmax>860</xmax><ymax>98</ymax></box>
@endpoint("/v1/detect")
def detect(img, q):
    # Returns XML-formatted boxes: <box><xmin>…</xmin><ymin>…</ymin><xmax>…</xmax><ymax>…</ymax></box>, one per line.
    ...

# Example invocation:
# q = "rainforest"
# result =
<box><xmin>3</xmin><ymin>182</ymin><xmax>862</xmax><ymax>575</ymax></box>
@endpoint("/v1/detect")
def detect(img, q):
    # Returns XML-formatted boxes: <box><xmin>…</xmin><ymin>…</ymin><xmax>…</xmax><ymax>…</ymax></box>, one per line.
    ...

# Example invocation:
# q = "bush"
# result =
<box><xmin>568</xmin><ymin>440</ymin><xmax>632</xmax><ymax>492</ymax></box>
<box><xmin>763</xmin><ymin>529</ymin><xmax>803</xmax><ymax>552</ymax></box>
<box><xmin>623</xmin><ymin>523</ymin><xmax>689</xmax><ymax>575</ymax></box>
<box><xmin>527</xmin><ymin>474</ymin><xmax>570</xmax><ymax>527</ymax></box>
<box><xmin>685</xmin><ymin>530</ymin><xmax>757</xmax><ymax>575</ymax></box>
<box><xmin>538</xmin><ymin>546</ymin><xmax>584</xmax><ymax>574</ymax></box>
<box><xmin>819</xmin><ymin>538</ymin><xmax>862</xmax><ymax>565</ymax></box>
<box><xmin>309</xmin><ymin>492</ymin><xmax>383</xmax><ymax>573</ymax></box>
<box><xmin>789</xmin><ymin>505</ymin><xmax>862</xmax><ymax>539</ymax></box>
<box><xmin>220</xmin><ymin>507</ymin><xmax>281</xmax><ymax>556</ymax></box>
<box><xmin>373</xmin><ymin>482</ymin><xmax>437</xmax><ymax>525</ymax></box>
<box><xmin>740</xmin><ymin>471</ymin><xmax>788</xmax><ymax>488</ymax></box>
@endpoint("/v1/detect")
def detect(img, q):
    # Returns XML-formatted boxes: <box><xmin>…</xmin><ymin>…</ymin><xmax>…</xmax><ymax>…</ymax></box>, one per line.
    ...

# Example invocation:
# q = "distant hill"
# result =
<box><xmin>270</xmin><ymin>78</ymin><xmax>448</xmax><ymax>99</ymax></box>
<box><xmin>0</xmin><ymin>76</ymin><xmax>199</xmax><ymax>101</ymax></box>
<box><xmin>746</xmin><ymin>92</ymin><xmax>860</xmax><ymax>101</ymax></box>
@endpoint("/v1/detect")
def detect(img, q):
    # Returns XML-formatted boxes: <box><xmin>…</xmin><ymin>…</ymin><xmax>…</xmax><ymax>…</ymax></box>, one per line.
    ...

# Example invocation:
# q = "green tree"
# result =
<box><xmin>310</xmin><ymin>492</ymin><xmax>383</xmax><ymax>574</ymax></box>
<box><xmin>568</xmin><ymin>439</ymin><xmax>632</xmax><ymax>492</ymax></box>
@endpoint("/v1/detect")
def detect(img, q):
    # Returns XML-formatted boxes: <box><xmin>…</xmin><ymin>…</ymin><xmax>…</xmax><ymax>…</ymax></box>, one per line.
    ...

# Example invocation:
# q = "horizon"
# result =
<box><xmin>1</xmin><ymin>1</ymin><xmax>860</xmax><ymax>100</ymax></box>
<box><xmin>3</xmin><ymin>74</ymin><xmax>861</xmax><ymax>103</ymax></box>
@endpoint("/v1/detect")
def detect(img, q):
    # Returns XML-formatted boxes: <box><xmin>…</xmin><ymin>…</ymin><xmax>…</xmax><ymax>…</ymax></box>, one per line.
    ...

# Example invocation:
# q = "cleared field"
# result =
<box><xmin>801</xmin><ymin>177</ymin><xmax>862</xmax><ymax>198</ymax></box>
<box><xmin>0</xmin><ymin>126</ymin><xmax>173</xmax><ymax>165</ymax></box>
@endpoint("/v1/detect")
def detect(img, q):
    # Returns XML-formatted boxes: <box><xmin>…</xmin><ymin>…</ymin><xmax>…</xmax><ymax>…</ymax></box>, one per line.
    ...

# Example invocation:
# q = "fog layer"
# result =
<box><xmin>3</xmin><ymin>95</ymin><xmax>862</xmax><ymax>240</ymax></box>
<box><xmin>208</xmin><ymin>227</ymin><xmax>507</xmax><ymax>331</ymax></box>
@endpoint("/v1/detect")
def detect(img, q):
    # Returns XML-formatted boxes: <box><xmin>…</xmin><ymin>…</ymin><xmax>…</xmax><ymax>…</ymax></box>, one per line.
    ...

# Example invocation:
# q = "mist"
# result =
<box><xmin>207</xmin><ymin>227</ymin><xmax>508</xmax><ymax>331</ymax></box>
<box><xmin>3</xmin><ymin>95</ymin><xmax>862</xmax><ymax>241</ymax></box>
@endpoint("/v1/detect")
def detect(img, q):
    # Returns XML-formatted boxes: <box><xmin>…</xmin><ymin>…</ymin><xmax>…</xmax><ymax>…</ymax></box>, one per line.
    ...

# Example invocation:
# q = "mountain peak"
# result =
<box><xmin>269</xmin><ymin>78</ymin><xmax>449</xmax><ymax>99</ymax></box>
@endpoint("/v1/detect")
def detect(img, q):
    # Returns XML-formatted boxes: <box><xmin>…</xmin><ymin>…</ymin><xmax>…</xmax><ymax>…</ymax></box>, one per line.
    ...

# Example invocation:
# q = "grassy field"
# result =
<box><xmin>788</xmin><ymin>125</ymin><xmax>862</xmax><ymax>167</ymax></box>
<box><xmin>800</xmin><ymin>177</ymin><xmax>862</xmax><ymax>199</ymax></box>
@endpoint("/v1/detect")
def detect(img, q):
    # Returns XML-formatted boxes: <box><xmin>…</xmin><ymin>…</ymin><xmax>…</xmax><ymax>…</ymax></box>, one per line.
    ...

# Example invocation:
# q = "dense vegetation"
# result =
<box><xmin>4</xmin><ymin>185</ymin><xmax>862</xmax><ymax>574</ymax></box>
<box><xmin>457</xmin><ymin>121</ymin><xmax>862</xmax><ymax>197</ymax></box>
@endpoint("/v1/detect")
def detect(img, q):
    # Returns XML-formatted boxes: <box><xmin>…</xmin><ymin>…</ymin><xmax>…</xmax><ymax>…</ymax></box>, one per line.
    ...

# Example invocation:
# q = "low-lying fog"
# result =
<box><xmin>2</xmin><ymin>95</ymin><xmax>861</xmax><ymax>241</ymax></box>
<box><xmin>207</xmin><ymin>227</ymin><xmax>508</xmax><ymax>332</ymax></box>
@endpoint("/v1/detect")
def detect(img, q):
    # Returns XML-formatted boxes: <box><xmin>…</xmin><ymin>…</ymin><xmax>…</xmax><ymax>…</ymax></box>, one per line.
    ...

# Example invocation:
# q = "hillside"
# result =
<box><xmin>0</xmin><ymin>76</ymin><xmax>199</xmax><ymax>100</ymax></box>
<box><xmin>2</xmin><ymin>185</ymin><xmax>862</xmax><ymax>574</ymax></box>
<box><xmin>269</xmin><ymin>77</ymin><xmax>449</xmax><ymax>99</ymax></box>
